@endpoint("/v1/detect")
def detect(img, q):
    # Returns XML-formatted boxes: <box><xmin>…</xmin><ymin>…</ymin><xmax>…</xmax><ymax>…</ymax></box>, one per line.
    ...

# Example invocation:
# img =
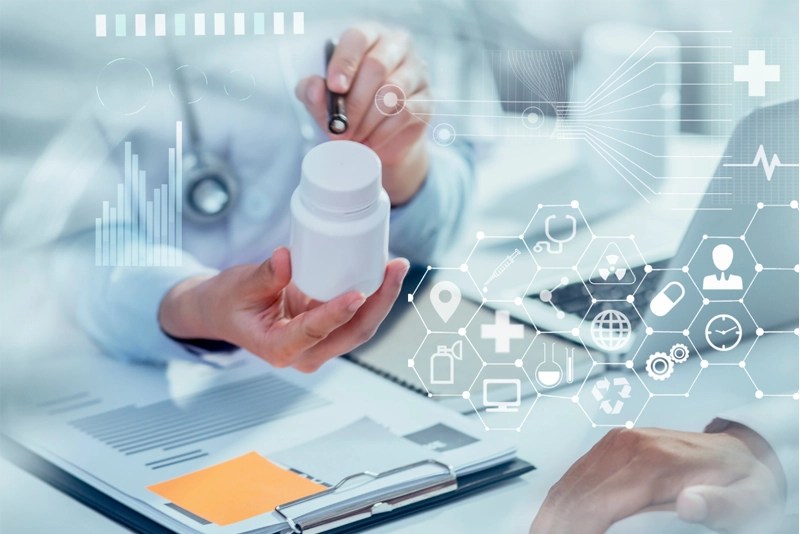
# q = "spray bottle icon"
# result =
<box><xmin>430</xmin><ymin>340</ymin><xmax>463</xmax><ymax>385</ymax></box>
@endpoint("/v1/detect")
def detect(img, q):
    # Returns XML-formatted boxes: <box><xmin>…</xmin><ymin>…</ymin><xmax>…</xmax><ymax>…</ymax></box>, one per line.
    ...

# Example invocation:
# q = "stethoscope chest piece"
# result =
<box><xmin>183</xmin><ymin>152</ymin><xmax>239</xmax><ymax>223</ymax></box>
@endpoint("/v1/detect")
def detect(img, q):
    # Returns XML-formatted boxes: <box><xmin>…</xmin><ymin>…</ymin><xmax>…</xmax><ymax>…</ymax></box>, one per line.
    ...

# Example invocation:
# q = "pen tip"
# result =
<box><xmin>329</xmin><ymin>118</ymin><xmax>347</xmax><ymax>135</ymax></box>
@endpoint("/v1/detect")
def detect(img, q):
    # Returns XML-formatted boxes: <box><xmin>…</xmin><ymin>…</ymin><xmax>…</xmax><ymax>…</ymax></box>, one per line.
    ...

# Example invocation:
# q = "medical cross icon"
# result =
<box><xmin>481</xmin><ymin>310</ymin><xmax>524</xmax><ymax>353</ymax></box>
<box><xmin>734</xmin><ymin>50</ymin><xmax>780</xmax><ymax>97</ymax></box>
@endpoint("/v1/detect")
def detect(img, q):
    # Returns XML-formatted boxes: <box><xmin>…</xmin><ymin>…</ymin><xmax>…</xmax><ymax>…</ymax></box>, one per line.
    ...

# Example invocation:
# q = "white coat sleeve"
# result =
<box><xmin>53</xmin><ymin>230</ymin><xmax>221</xmax><ymax>365</ymax></box>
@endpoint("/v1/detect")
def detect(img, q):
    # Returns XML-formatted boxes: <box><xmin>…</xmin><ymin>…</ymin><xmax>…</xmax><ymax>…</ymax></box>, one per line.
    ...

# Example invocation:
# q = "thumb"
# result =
<box><xmin>677</xmin><ymin>481</ymin><xmax>780</xmax><ymax>533</ymax></box>
<box><xmin>250</xmin><ymin>247</ymin><xmax>292</xmax><ymax>297</ymax></box>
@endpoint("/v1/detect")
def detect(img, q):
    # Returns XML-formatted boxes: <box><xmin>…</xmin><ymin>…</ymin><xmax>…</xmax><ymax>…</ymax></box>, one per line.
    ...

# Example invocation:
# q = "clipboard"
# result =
<box><xmin>1</xmin><ymin>435</ymin><xmax>534</xmax><ymax>533</ymax></box>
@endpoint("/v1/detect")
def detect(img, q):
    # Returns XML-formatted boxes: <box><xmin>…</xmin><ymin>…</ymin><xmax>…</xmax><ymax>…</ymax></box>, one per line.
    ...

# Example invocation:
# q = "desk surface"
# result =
<box><xmin>1</xmin><ymin>333</ymin><xmax>796</xmax><ymax>534</ymax></box>
<box><xmin>2</xmin><ymin>134</ymin><xmax>795</xmax><ymax>533</ymax></box>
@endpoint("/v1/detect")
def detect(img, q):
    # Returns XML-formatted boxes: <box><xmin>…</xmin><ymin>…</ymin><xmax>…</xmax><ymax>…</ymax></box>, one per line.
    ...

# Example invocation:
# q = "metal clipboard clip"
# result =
<box><xmin>274</xmin><ymin>459</ymin><xmax>457</xmax><ymax>534</ymax></box>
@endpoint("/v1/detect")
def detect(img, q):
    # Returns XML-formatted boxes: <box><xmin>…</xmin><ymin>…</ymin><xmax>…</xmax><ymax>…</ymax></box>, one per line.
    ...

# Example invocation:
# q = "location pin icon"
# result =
<box><xmin>430</xmin><ymin>281</ymin><xmax>461</xmax><ymax>323</ymax></box>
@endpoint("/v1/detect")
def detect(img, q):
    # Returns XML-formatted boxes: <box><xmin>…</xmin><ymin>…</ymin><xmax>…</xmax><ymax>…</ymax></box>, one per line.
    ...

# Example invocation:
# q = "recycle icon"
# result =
<box><xmin>591</xmin><ymin>376</ymin><xmax>632</xmax><ymax>415</ymax></box>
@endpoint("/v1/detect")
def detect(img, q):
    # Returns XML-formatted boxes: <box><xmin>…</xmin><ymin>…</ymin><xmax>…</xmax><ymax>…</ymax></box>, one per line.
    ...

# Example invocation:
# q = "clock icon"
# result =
<box><xmin>704</xmin><ymin>314</ymin><xmax>743</xmax><ymax>352</ymax></box>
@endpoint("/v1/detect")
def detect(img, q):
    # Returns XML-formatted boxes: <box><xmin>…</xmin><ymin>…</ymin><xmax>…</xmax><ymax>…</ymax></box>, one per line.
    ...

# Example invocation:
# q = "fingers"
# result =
<box><xmin>345</xmin><ymin>31</ymin><xmax>412</xmax><ymax>140</ymax></box>
<box><xmin>532</xmin><ymin>435</ymin><xmax>646</xmax><ymax>534</ymax></box>
<box><xmin>530</xmin><ymin>428</ymin><xmax>668</xmax><ymax>534</ymax></box>
<box><xmin>293</xmin><ymin>25</ymin><xmax>428</xmax><ymax>152</ymax></box>
<box><xmin>367</xmin><ymin>98</ymin><xmax>430</xmax><ymax>166</ymax></box>
<box><xmin>262</xmin><ymin>290</ymin><xmax>367</xmax><ymax>367</ymax></box>
<box><xmin>296</xmin><ymin>258</ymin><xmax>410</xmax><ymax>370</ymax></box>
<box><xmin>248</xmin><ymin>247</ymin><xmax>292</xmax><ymax>304</ymax></box>
<box><xmin>359</xmin><ymin>56</ymin><xmax>428</xmax><ymax>137</ymax></box>
<box><xmin>326</xmin><ymin>25</ymin><xmax>381</xmax><ymax>93</ymax></box>
<box><xmin>677</xmin><ymin>477</ymin><xmax>783</xmax><ymax>533</ymax></box>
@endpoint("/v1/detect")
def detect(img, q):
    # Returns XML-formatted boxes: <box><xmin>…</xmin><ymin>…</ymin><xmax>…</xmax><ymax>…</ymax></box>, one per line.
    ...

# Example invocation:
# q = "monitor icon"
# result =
<box><xmin>482</xmin><ymin>379</ymin><xmax>521</xmax><ymax>413</ymax></box>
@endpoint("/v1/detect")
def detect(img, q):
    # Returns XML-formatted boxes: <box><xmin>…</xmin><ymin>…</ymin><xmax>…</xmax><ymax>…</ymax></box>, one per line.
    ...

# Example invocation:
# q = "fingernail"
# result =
<box><xmin>306</xmin><ymin>83</ymin><xmax>316</xmax><ymax>103</ymax></box>
<box><xmin>336</xmin><ymin>74</ymin><xmax>348</xmax><ymax>92</ymax></box>
<box><xmin>679</xmin><ymin>490</ymin><xmax>708</xmax><ymax>522</ymax></box>
<box><xmin>396</xmin><ymin>259</ymin><xmax>410</xmax><ymax>282</ymax></box>
<box><xmin>348</xmin><ymin>294</ymin><xmax>366</xmax><ymax>312</ymax></box>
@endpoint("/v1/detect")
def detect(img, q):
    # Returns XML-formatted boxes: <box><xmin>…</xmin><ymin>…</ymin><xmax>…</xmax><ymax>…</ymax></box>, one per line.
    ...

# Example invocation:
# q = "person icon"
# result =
<box><xmin>702</xmin><ymin>244</ymin><xmax>743</xmax><ymax>290</ymax></box>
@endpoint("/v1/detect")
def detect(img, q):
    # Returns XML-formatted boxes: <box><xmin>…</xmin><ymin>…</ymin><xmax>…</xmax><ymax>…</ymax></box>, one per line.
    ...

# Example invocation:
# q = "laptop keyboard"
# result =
<box><xmin>533</xmin><ymin>260</ymin><xmax>672</xmax><ymax>328</ymax></box>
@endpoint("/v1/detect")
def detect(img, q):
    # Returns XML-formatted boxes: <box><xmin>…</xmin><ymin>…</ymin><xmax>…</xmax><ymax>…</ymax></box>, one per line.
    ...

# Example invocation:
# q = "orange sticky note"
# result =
<box><xmin>148</xmin><ymin>452</ymin><xmax>325</xmax><ymax>526</ymax></box>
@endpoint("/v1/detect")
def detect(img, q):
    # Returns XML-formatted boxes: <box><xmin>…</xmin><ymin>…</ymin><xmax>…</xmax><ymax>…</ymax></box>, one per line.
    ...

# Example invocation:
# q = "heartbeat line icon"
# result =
<box><xmin>723</xmin><ymin>145</ymin><xmax>799</xmax><ymax>181</ymax></box>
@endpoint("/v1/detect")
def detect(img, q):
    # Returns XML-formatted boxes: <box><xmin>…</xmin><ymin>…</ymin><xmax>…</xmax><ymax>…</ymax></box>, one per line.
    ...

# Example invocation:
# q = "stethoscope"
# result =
<box><xmin>172</xmin><ymin>43</ymin><xmax>317</xmax><ymax>224</ymax></box>
<box><xmin>532</xmin><ymin>214</ymin><xmax>577</xmax><ymax>254</ymax></box>
<box><xmin>169</xmin><ymin>46</ymin><xmax>239</xmax><ymax>224</ymax></box>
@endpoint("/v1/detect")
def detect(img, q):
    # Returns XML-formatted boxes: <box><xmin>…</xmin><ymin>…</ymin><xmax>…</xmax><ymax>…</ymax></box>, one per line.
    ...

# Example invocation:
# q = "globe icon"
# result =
<box><xmin>590</xmin><ymin>309</ymin><xmax>632</xmax><ymax>351</ymax></box>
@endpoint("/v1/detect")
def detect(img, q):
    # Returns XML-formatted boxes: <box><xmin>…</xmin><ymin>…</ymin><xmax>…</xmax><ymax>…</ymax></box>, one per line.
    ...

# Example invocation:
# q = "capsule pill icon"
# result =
<box><xmin>649</xmin><ymin>281</ymin><xmax>685</xmax><ymax>317</ymax></box>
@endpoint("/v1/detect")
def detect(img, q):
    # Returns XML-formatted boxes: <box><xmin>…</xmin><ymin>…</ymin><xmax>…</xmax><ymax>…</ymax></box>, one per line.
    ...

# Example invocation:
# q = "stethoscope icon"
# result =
<box><xmin>533</xmin><ymin>214</ymin><xmax>577</xmax><ymax>254</ymax></box>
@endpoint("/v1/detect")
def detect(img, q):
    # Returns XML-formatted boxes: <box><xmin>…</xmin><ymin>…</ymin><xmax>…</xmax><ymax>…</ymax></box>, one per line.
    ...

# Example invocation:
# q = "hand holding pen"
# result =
<box><xmin>325</xmin><ymin>39</ymin><xmax>348</xmax><ymax>134</ymax></box>
<box><xmin>294</xmin><ymin>24</ymin><xmax>434</xmax><ymax>206</ymax></box>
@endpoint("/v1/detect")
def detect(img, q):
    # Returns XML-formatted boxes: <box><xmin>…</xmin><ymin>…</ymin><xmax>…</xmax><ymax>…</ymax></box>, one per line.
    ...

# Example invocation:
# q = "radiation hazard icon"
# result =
<box><xmin>591</xmin><ymin>243</ymin><xmax>636</xmax><ymax>285</ymax></box>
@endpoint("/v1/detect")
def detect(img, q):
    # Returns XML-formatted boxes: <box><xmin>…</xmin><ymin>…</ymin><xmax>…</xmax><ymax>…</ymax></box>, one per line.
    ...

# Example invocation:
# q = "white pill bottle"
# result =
<box><xmin>290</xmin><ymin>141</ymin><xmax>390</xmax><ymax>301</ymax></box>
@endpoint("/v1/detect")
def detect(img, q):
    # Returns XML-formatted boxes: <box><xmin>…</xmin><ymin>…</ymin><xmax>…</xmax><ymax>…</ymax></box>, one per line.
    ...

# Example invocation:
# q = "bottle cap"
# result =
<box><xmin>300</xmin><ymin>141</ymin><xmax>382</xmax><ymax>213</ymax></box>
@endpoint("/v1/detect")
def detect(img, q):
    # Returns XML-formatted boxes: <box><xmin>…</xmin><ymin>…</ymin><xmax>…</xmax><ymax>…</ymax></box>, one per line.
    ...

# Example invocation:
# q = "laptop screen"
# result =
<box><xmin>634</xmin><ymin>101</ymin><xmax>799</xmax><ymax>369</ymax></box>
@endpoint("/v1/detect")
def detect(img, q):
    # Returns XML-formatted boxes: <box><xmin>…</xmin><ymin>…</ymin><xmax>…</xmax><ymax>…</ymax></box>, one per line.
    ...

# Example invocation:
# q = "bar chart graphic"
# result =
<box><xmin>95</xmin><ymin>122</ymin><xmax>183</xmax><ymax>267</ymax></box>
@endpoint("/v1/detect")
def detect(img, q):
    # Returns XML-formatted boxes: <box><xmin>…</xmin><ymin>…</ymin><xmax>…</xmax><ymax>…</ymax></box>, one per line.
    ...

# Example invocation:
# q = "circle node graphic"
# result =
<box><xmin>521</xmin><ymin>106</ymin><xmax>545</xmax><ymax>129</ymax></box>
<box><xmin>432</xmin><ymin>123</ymin><xmax>456</xmax><ymax>146</ymax></box>
<box><xmin>374</xmin><ymin>84</ymin><xmax>407</xmax><ymax>116</ymax></box>
<box><xmin>223</xmin><ymin>69</ymin><xmax>256</xmax><ymax>101</ymax></box>
<box><xmin>96</xmin><ymin>58</ymin><xmax>154</xmax><ymax>116</ymax></box>
<box><xmin>169</xmin><ymin>64</ymin><xmax>208</xmax><ymax>104</ymax></box>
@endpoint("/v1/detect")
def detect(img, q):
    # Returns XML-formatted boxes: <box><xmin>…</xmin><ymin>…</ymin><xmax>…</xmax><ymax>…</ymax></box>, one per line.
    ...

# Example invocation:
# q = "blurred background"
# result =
<box><xmin>1</xmin><ymin>0</ymin><xmax>797</xmax><ymax>216</ymax></box>
<box><xmin>0</xmin><ymin>2</ymin><xmax>797</xmax><ymax>531</ymax></box>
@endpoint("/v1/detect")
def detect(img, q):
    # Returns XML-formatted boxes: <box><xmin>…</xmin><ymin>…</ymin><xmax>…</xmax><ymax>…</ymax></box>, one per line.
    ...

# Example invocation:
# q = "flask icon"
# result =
<box><xmin>430</xmin><ymin>341</ymin><xmax>463</xmax><ymax>385</ymax></box>
<box><xmin>535</xmin><ymin>343</ymin><xmax>564</xmax><ymax>389</ymax></box>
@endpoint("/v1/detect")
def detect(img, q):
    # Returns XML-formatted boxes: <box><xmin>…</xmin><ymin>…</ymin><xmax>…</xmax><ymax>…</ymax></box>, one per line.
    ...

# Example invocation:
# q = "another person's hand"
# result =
<box><xmin>295</xmin><ymin>24</ymin><xmax>433</xmax><ymax>206</ymax></box>
<box><xmin>530</xmin><ymin>425</ymin><xmax>786</xmax><ymax>534</ymax></box>
<box><xmin>159</xmin><ymin>247</ymin><xmax>408</xmax><ymax>372</ymax></box>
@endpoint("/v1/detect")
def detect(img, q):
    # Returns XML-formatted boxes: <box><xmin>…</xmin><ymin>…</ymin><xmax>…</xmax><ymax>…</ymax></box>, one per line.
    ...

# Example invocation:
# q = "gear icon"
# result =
<box><xmin>669</xmin><ymin>343</ymin><xmax>690</xmax><ymax>364</ymax></box>
<box><xmin>646</xmin><ymin>352</ymin><xmax>674</xmax><ymax>381</ymax></box>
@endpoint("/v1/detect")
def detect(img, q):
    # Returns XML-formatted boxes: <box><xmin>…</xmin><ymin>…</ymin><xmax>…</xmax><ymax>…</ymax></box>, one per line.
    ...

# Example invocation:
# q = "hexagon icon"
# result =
<box><xmin>465</xmin><ymin>235</ymin><xmax>536</xmax><ymax>301</ymax></box>
<box><xmin>524</xmin><ymin>202</ymin><xmax>591</xmax><ymax>269</ymax></box>
<box><xmin>410</xmin><ymin>267</ymin><xmax>483</xmax><ymax>334</ymax></box>
<box><xmin>523</xmin><ymin>335</ymin><xmax>594</xmax><ymax>398</ymax></box>
<box><xmin>410</xmin><ymin>333</ymin><xmax>484</xmax><ymax>397</ymax></box>
<box><xmin>745</xmin><ymin>203</ymin><xmax>798</xmax><ymax>269</ymax></box>
<box><xmin>577</xmin><ymin>367</ymin><xmax>648</xmax><ymax>427</ymax></box>
<box><xmin>632</xmin><ymin>332</ymin><xmax>703</xmax><ymax>396</ymax></box>
<box><xmin>745</xmin><ymin>269</ymin><xmax>799</xmax><ymax>329</ymax></box>
<box><xmin>689</xmin><ymin>301</ymin><xmax>757</xmax><ymax>365</ymax></box>
<box><xmin>576</xmin><ymin>236</ymin><xmax>647</xmax><ymax>300</ymax></box>
<box><xmin>688</xmin><ymin>236</ymin><xmax>756</xmax><ymax>301</ymax></box>
<box><xmin>582</xmin><ymin>301</ymin><xmax>644</xmax><ymax>357</ymax></box>
<box><xmin>743</xmin><ymin>332</ymin><xmax>799</xmax><ymax>396</ymax></box>
<box><xmin>466</xmin><ymin>304</ymin><xmax>537</xmax><ymax>364</ymax></box>
<box><xmin>637</xmin><ymin>269</ymin><xmax>703</xmax><ymax>333</ymax></box>
<box><xmin>467</xmin><ymin>363</ymin><xmax>537</xmax><ymax>431</ymax></box>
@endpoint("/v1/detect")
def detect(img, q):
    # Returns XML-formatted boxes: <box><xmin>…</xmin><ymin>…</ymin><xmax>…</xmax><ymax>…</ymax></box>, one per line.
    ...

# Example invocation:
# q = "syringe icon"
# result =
<box><xmin>483</xmin><ymin>248</ymin><xmax>521</xmax><ymax>289</ymax></box>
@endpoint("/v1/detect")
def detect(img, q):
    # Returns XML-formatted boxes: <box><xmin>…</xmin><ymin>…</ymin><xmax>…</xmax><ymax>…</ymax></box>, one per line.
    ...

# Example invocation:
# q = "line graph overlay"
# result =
<box><xmin>723</xmin><ymin>145</ymin><xmax>799</xmax><ymax>181</ymax></box>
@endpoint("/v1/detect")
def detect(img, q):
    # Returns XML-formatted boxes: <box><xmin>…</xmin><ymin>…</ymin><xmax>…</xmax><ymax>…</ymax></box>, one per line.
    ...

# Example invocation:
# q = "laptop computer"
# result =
<box><xmin>348</xmin><ymin>100</ymin><xmax>799</xmax><ymax>410</ymax></box>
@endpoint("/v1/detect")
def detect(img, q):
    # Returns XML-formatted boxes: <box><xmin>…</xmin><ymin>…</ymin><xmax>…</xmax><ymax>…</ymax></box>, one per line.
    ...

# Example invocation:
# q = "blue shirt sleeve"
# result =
<box><xmin>388</xmin><ymin>140</ymin><xmax>475</xmax><ymax>265</ymax></box>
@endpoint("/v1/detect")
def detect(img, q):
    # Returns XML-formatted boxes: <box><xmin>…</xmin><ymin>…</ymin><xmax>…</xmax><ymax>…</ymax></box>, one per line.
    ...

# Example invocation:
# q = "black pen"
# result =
<box><xmin>325</xmin><ymin>39</ymin><xmax>348</xmax><ymax>135</ymax></box>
